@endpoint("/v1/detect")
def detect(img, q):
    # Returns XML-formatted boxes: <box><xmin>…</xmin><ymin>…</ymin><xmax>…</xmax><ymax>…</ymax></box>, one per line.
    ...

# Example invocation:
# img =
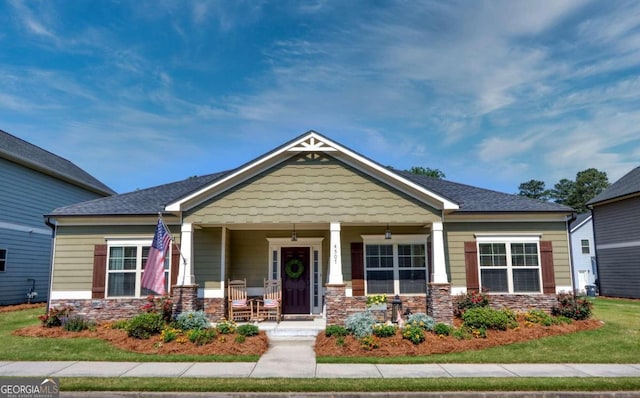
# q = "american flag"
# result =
<box><xmin>141</xmin><ymin>219</ymin><xmax>171</xmax><ymax>295</ymax></box>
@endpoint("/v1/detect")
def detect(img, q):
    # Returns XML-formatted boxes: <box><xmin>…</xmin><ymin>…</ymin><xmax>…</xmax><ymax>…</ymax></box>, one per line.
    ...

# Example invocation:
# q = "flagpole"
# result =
<box><xmin>158</xmin><ymin>212</ymin><xmax>188</xmax><ymax>268</ymax></box>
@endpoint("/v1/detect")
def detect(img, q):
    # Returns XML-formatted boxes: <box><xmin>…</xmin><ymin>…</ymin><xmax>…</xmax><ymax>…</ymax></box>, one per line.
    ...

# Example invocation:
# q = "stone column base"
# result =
<box><xmin>324</xmin><ymin>284</ymin><xmax>347</xmax><ymax>325</ymax></box>
<box><xmin>427</xmin><ymin>283</ymin><xmax>453</xmax><ymax>325</ymax></box>
<box><xmin>172</xmin><ymin>284</ymin><xmax>199</xmax><ymax>317</ymax></box>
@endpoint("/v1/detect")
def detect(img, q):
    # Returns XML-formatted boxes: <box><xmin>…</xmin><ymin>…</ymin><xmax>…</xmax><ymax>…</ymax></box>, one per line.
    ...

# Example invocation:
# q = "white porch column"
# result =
<box><xmin>328</xmin><ymin>222</ymin><xmax>344</xmax><ymax>284</ymax></box>
<box><xmin>431</xmin><ymin>221</ymin><xmax>448</xmax><ymax>283</ymax></box>
<box><xmin>177</xmin><ymin>223</ymin><xmax>194</xmax><ymax>285</ymax></box>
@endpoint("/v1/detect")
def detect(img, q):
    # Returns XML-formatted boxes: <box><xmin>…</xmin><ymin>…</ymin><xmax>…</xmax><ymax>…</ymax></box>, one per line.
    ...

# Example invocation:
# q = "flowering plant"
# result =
<box><xmin>366</xmin><ymin>294</ymin><xmax>387</xmax><ymax>307</ymax></box>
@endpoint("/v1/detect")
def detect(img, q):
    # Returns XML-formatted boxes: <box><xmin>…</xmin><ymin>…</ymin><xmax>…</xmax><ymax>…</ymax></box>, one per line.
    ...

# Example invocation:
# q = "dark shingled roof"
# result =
<box><xmin>0</xmin><ymin>129</ymin><xmax>115</xmax><ymax>196</ymax></box>
<box><xmin>570</xmin><ymin>213</ymin><xmax>591</xmax><ymax>231</ymax></box>
<box><xmin>396</xmin><ymin>171</ymin><xmax>573</xmax><ymax>213</ymax></box>
<box><xmin>587</xmin><ymin>167</ymin><xmax>640</xmax><ymax>206</ymax></box>
<box><xmin>50</xmin><ymin>167</ymin><xmax>572</xmax><ymax>216</ymax></box>
<box><xmin>50</xmin><ymin>172</ymin><xmax>228</xmax><ymax>216</ymax></box>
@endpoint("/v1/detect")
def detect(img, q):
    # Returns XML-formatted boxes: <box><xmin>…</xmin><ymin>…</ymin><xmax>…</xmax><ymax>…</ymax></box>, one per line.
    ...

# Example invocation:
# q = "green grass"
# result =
<box><xmin>319</xmin><ymin>297</ymin><xmax>640</xmax><ymax>363</ymax></box>
<box><xmin>58</xmin><ymin>377</ymin><xmax>640</xmax><ymax>392</ymax></box>
<box><xmin>0</xmin><ymin>308</ymin><xmax>258</xmax><ymax>362</ymax></box>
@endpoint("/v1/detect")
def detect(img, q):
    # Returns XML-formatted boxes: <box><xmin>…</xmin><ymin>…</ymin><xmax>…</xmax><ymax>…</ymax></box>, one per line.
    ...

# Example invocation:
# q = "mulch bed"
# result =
<box><xmin>13</xmin><ymin>324</ymin><xmax>269</xmax><ymax>356</ymax></box>
<box><xmin>0</xmin><ymin>303</ymin><xmax>46</xmax><ymax>313</ymax></box>
<box><xmin>315</xmin><ymin>318</ymin><xmax>603</xmax><ymax>357</ymax></box>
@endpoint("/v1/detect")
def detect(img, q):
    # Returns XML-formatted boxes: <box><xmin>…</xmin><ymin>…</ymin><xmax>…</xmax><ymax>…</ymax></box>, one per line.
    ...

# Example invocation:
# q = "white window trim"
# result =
<box><xmin>105</xmin><ymin>238</ymin><xmax>171</xmax><ymax>298</ymax></box>
<box><xmin>581</xmin><ymin>239</ymin><xmax>590</xmax><ymax>254</ymax></box>
<box><xmin>476</xmin><ymin>235</ymin><xmax>542</xmax><ymax>294</ymax></box>
<box><xmin>0</xmin><ymin>248</ymin><xmax>7</xmax><ymax>272</ymax></box>
<box><xmin>361</xmin><ymin>234</ymin><xmax>429</xmax><ymax>296</ymax></box>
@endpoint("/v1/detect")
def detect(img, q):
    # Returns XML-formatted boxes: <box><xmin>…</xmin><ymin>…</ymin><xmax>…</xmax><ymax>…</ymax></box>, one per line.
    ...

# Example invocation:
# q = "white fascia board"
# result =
<box><xmin>570</xmin><ymin>215</ymin><xmax>592</xmax><ymax>233</ymax></box>
<box><xmin>165</xmin><ymin>135</ymin><xmax>311</xmax><ymax>212</ymax></box>
<box><xmin>165</xmin><ymin>131</ymin><xmax>458</xmax><ymax>212</ymax></box>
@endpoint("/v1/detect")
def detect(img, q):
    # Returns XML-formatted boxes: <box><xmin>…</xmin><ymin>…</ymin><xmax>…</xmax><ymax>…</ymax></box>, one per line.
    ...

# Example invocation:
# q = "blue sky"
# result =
<box><xmin>2</xmin><ymin>1</ymin><xmax>639</xmax><ymax>195</ymax></box>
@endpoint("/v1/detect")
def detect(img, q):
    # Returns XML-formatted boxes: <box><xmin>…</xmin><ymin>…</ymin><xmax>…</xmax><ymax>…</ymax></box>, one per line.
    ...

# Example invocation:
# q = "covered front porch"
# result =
<box><xmin>170</xmin><ymin>220</ymin><xmax>452</xmax><ymax>325</ymax></box>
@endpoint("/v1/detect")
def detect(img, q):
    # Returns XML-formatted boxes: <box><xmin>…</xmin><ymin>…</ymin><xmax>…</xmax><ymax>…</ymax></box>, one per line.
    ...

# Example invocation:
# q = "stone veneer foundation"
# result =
<box><xmin>49</xmin><ymin>298</ymin><xmax>147</xmax><ymax>322</ymax></box>
<box><xmin>427</xmin><ymin>283</ymin><xmax>453</xmax><ymax>325</ymax></box>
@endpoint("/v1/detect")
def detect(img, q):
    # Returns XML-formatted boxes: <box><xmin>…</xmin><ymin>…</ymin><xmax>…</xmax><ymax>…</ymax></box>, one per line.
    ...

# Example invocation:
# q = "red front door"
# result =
<box><xmin>281</xmin><ymin>247</ymin><xmax>310</xmax><ymax>314</ymax></box>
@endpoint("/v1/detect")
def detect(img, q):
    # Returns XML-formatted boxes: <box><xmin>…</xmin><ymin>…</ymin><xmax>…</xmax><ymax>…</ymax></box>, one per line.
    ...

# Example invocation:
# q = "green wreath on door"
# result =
<box><xmin>285</xmin><ymin>258</ymin><xmax>304</xmax><ymax>279</ymax></box>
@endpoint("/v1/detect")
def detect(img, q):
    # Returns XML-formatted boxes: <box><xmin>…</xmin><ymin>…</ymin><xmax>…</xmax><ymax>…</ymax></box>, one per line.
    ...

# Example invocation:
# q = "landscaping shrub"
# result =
<box><xmin>39</xmin><ymin>306</ymin><xmax>73</xmax><ymax>328</ymax></box>
<box><xmin>62</xmin><ymin>315</ymin><xmax>95</xmax><ymax>332</ymax></box>
<box><xmin>462</xmin><ymin>307</ymin><xmax>517</xmax><ymax>331</ymax></box>
<box><xmin>433</xmin><ymin>323</ymin><xmax>453</xmax><ymax>336</ymax></box>
<box><xmin>551</xmin><ymin>293</ymin><xmax>593</xmax><ymax>320</ymax></box>
<box><xmin>345</xmin><ymin>311</ymin><xmax>376</xmax><ymax>338</ymax></box>
<box><xmin>141</xmin><ymin>295</ymin><xmax>173</xmax><ymax>323</ymax></box>
<box><xmin>174</xmin><ymin>310</ymin><xmax>210</xmax><ymax>331</ymax></box>
<box><xmin>402</xmin><ymin>324</ymin><xmax>425</xmax><ymax>344</ymax></box>
<box><xmin>325</xmin><ymin>325</ymin><xmax>349</xmax><ymax>337</ymax></box>
<box><xmin>406</xmin><ymin>313</ymin><xmax>435</xmax><ymax>331</ymax></box>
<box><xmin>372</xmin><ymin>324</ymin><xmax>397</xmax><ymax>338</ymax></box>
<box><xmin>216</xmin><ymin>319</ymin><xmax>237</xmax><ymax>334</ymax></box>
<box><xmin>234</xmin><ymin>334</ymin><xmax>246</xmax><ymax>344</ymax></box>
<box><xmin>110</xmin><ymin>319</ymin><xmax>130</xmax><ymax>330</ymax></box>
<box><xmin>126</xmin><ymin>312</ymin><xmax>164</xmax><ymax>339</ymax></box>
<box><xmin>161</xmin><ymin>326</ymin><xmax>180</xmax><ymax>343</ymax></box>
<box><xmin>237</xmin><ymin>324</ymin><xmax>259</xmax><ymax>337</ymax></box>
<box><xmin>359</xmin><ymin>335</ymin><xmax>379</xmax><ymax>350</ymax></box>
<box><xmin>525</xmin><ymin>309</ymin><xmax>559</xmax><ymax>326</ymax></box>
<box><xmin>454</xmin><ymin>291</ymin><xmax>490</xmax><ymax>316</ymax></box>
<box><xmin>187</xmin><ymin>328</ymin><xmax>217</xmax><ymax>345</ymax></box>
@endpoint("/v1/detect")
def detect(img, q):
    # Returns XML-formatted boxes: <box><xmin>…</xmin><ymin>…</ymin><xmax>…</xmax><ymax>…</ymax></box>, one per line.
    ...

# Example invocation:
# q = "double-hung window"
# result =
<box><xmin>106</xmin><ymin>240</ymin><xmax>170</xmax><ymax>297</ymax></box>
<box><xmin>363</xmin><ymin>235</ymin><xmax>428</xmax><ymax>295</ymax></box>
<box><xmin>581</xmin><ymin>239</ymin><xmax>590</xmax><ymax>254</ymax></box>
<box><xmin>477</xmin><ymin>236</ymin><xmax>541</xmax><ymax>293</ymax></box>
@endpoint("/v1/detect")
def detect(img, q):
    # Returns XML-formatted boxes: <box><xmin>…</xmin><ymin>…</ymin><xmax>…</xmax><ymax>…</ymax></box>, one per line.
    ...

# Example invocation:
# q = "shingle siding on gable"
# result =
<box><xmin>185</xmin><ymin>155</ymin><xmax>442</xmax><ymax>225</ymax></box>
<box><xmin>592</xmin><ymin>199</ymin><xmax>640</xmax><ymax>299</ymax></box>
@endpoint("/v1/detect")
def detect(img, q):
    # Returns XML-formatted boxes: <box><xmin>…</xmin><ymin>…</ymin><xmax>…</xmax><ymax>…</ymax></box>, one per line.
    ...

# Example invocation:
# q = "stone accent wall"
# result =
<box><xmin>325</xmin><ymin>284</ymin><xmax>430</xmax><ymax>325</ymax></box>
<box><xmin>325</xmin><ymin>284</ymin><xmax>348</xmax><ymax>325</ymax></box>
<box><xmin>49</xmin><ymin>298</ymin><xmax>145</xmax><ymax>321</ymax></box>
<box><xmin>487</xmin><ymin>294</ymin><xmax>558</xmax><ymax>313</ymax></box>
<box><xmin>201</xmin><ymin>298</ymin><xmax>225</xmax><ymax>322</ymax></box>
<box><xmin>172</xmin><ymin>285</ymin><xmax>199</xmax><ymax>316</ymax></box>
<box><xmin>427</xmin><ymin>283</ymin><xmax>453</xmax><ymax>325</ymax></box>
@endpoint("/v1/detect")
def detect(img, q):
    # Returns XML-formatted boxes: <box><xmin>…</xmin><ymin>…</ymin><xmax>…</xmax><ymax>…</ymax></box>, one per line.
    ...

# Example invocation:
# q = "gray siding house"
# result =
<box><xmin>587</xmin><ymin>167</ymin><xmax>640</xmax><ymax>299</ymax></box>
<box><xmin>0</xmin><ymin>129</ymin><xmax>115</xmax><ymax>305</ymax></box>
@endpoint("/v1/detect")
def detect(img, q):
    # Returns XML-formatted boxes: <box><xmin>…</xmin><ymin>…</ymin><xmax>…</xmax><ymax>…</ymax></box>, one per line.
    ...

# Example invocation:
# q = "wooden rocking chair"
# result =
<box><xmin>255</xmin><ymin>278</ymin><xmax>282</xmax><ymax>322</ymax></box>
<box><xmin>227</xmin><ymin>279</ymin><xmax>253</xmax><ymax>322</ymax></box>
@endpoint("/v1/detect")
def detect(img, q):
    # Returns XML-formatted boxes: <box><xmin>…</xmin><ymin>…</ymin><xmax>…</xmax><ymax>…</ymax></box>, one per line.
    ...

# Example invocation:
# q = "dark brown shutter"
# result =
<box><xmin>464</xmin><ymin>241</ymin><xmax>479</xmax><ymax>292</ymax></box>
<box><xmin>92</xmin><ymin>244</ymin><xmax>107</xmax><ymax>299</ymax></box>
<box><xmin>351</xmin><ymin>242</ymin><xmax>365</xmax><ymax>296</ymax></box>
<box><xmin>540</xmin><ymin>240</ymin><xmax>556</xmax><ymax>294</ymax></box>
<box><xmin>170</xmin><ymin>243</ymin><xmax>180</xmax><ymax>290</ymax></box>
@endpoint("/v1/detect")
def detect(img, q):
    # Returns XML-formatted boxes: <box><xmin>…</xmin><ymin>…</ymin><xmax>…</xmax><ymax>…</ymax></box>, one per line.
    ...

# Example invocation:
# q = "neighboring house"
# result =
<box><xmin>587</xmin><ymin>166</ymin><xmax>640</xmax><ymax>299</ymax></box>
<box><xmin>569</xmin><ymin>213</ymin><xmax>597</xmax><ymax>293</ymax></box>
<box><xmin>46</xmin><ymin>131</ymin><xmax>574</xmax><ymax>324</ymax></box>
<box><xmin>0</xmin><ymin>129</ymin><xmax>115</xmax><ymax>305</ymax></box>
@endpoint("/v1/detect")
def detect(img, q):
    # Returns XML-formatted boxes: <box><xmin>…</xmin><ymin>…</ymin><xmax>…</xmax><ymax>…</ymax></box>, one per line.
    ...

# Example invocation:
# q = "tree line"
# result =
<box><xmin>517</xmin><ymin>168</ymin><xmax>609</xmax><ymax>213</ymax></box>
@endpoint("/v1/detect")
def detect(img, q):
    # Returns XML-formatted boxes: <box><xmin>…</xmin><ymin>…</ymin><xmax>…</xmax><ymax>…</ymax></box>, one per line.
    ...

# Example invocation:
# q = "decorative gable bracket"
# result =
<box><xmin>287</xmin><ymin>136</ymin><xmax>338</xmax><ymax>152</ymax></box>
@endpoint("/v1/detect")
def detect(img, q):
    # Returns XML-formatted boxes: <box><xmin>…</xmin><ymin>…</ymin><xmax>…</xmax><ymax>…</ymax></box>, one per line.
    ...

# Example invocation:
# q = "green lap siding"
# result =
<box><xmin>444</xmin><ymin>222</ymin><xmax>571</xmax><ymax>289</ymax></box>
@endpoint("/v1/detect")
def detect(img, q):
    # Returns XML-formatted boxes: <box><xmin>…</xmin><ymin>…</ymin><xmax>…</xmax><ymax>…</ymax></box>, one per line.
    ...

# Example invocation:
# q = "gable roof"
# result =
<box><xmin>164</xmin><ymin>131</ymin><xmax>460</xmax><ymax>212</ymax></box>
<box><xmin>570</xmin><ymin>213</ymin><xmax>592</xmax><ymax>233</ymax></box>
<box><xmin>587</xmin><ymin>166</ymin><xmax>640</xmax><ymax>206</ymax></box>
<box><xmin>49</xmin><ymin>131</ymin><xmax>573</xmax><ymax>217</ymax></box>
<box><xmin>0</xmin><ymin>129</ymin><xmax>116</xmax><ymax>196</ymax></box>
